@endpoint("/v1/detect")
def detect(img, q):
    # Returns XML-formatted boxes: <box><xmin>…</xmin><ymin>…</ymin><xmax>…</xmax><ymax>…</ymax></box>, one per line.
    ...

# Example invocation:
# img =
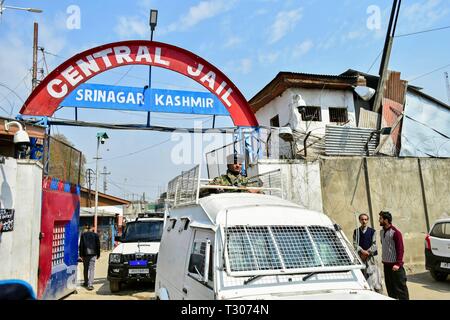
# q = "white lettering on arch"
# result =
<box><xmin>47</xmin><ymin>79</ymin><xmax>68</xmax><ymax>98</ymax></box>
<box><xmin>76</xmin><ymin>55</ymin><xmax>100</xmax><ymax>77</ymax></box>
<box><xmin>200</xmin><ymin>71</ymin><xmax>216</xmax><ymax>90</ymax></box>
<box><xmin>187</xmin><ymin>63</ymin><xmax>204</xmax><ymax>77</ymax></box>
<box><xmin>114</xmin><ymin>46</ymin><xmax>133</xmax><ymax>64</ymax></box>
<box><xmin>135</xmin><ymin>46</ymin><xmax>152</xmax><ymax>63</ymax></box>
<box><xmin>154</xmin><ymin>48</ymin><xmax>170</xmax><ymax>66</ymax></box>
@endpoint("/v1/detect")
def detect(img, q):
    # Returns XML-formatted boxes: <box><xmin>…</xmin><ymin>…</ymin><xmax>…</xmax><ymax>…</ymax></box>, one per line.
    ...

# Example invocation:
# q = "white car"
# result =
<box><xmin>425</xmin><ymin>218</ymin><xmax>450</xmax><ymax>281</ymax></box>
<box><xmin>107</xmin><ymin>214</ymin><xmax>164</xmax><ymax>292</ymax></box>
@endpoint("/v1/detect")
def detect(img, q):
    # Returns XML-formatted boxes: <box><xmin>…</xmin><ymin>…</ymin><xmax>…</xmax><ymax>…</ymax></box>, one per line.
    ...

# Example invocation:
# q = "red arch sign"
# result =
<box><xmin>20</xmin><ymin>40</ymin><xmax>258</xmax><ymax>127</ymax></box>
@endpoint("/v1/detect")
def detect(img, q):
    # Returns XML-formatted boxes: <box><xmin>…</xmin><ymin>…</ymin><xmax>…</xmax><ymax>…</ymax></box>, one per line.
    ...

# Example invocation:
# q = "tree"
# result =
<box><xmin>48</xmin><ymin>133</ymin><xmax>86</xmax><ymax>185</ymax></box>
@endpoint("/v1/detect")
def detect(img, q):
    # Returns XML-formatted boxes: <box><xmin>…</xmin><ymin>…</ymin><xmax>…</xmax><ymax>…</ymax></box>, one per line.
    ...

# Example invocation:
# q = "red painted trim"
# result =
<box><xmin>37</xmin><ymin>186</ymin><xmax>79</xmax><ymax>299</ymax></box>
<box><xmin>20</xmin><ymin>41</ymin><xmax>258</xmax><ymax>127</ymax></box>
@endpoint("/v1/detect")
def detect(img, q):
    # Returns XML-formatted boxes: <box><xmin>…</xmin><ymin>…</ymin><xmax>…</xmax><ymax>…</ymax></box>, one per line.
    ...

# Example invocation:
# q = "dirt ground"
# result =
<box><xmin>64</xmin><ymin>251</ymin><xmax>449</xmax><ymax>300</ymax></box>
<box><xmin>64</xmin><ymin>251</ymin><xmax>155</xmax><ymax>300</ymax></box>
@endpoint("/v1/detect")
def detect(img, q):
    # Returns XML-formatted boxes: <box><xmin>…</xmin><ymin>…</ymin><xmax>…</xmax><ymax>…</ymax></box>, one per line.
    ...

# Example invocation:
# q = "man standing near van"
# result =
<box><xmin>79</xmin><ymin>224</ymin><xmax>100</xmax><ymax>291</ymax></box>
<box><xmin>379</xmin><ymin>211</ymin><xmax>409</xmax><ymax>300</ymax></box>
<box><xmin>353</xmin><ymin>213</ymin><xmax>382</xmax><ymax>292</ymax></box>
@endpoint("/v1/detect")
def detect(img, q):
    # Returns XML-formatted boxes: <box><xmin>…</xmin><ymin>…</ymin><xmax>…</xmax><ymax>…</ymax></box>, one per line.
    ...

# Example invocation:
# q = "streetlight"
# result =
<box><xmin>94</xmin><ymin>132</ymin><xmax>109</xmax><ymax>233</ymax></box>
<box><xmin>146</xmin><ymin>9</ymin><xmax>158</xmax><ymax>127</ymax></box>
<box><xmin>0</xmin><ymin>0</ymin><xmax>43</xmax><ymax>14</ymax></box>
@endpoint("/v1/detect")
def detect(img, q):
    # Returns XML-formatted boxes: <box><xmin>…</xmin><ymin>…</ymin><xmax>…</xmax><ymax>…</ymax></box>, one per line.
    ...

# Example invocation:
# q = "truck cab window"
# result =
<box><xmin>188</xmin><ymin>240</ymin><xmax>213</xmax><ymax>282</ymax></box>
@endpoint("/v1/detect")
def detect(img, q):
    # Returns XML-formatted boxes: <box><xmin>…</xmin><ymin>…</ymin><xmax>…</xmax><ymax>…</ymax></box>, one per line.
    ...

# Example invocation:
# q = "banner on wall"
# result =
<box><xmin>61</xmin><ymin>83</ymin><xmax>229</xmax><ymax>116</ymax></box>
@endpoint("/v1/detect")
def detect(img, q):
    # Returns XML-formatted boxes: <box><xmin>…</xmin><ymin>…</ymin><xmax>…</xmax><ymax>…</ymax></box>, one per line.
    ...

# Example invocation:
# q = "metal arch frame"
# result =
<box><xmin>19</xmin><ymin>40</ymin><xmax>259</xmax><ymax>127</ymax></box>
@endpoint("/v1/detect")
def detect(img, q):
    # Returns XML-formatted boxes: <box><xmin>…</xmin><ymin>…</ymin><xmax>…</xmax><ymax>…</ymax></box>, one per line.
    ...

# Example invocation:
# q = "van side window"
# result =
<box><xmin>188</xmin><ymin>240</ymin><xmax>213</xmax><ymax>282</ymax></box>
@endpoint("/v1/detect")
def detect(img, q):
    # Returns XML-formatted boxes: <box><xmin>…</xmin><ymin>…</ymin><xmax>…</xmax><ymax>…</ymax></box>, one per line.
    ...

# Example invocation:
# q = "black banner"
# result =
<box><xmin>0</xmin><ymin>209</ymin><xmax>14</xmax><ymax>232</ymax></box>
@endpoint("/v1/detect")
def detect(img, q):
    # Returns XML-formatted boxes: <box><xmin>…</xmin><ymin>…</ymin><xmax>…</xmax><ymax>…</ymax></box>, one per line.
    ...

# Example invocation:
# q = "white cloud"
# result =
<box><xmin>165</xmin><ymin>0</ymin><xmax>236</xmax><ymax>33</ymax></box>
<box><xmin>114</xmin><ymin>16</ymin><xmax>148</xmax><ymax>38</ymax></box>
<box><xmin>401</xmin><ymin>0</ymin><xmax>450</xmax><ymax>32</ymax></box>
<box><xmin>225</xmin><ymin>58</ymin><xmax>253</xmax><ymax>75</ymax></box>
<box><xmin>0</xmin><ymin>13</ymin><xmax>71</xmax><ymax>116</ymax></box>
<box><xmin>292</xmin><ymin>40</ymin><xmax>313</xmax><ymax>58</ymax></box>
<box><xmin>258</xmin><ymin>51</ymin><xmax>280</xmax><ymax>64</ymax></box>
<box><xmin>239</xmin><ymin>58</ymin><xmax>252</xmax><ymax>74</ymax></box>
<box><xmin>223</xmin><ymin>36</ymin><xmax>243</xmax><ymax>48</ymax></box>
<box><xmin>268</xmin><ymin>8</ymin><xmax>303</xmax><ymax>44</ymax></box>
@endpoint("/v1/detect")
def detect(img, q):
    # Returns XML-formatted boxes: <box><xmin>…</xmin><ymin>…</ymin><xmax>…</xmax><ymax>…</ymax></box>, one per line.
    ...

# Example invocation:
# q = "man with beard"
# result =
<box><xmin>379</xmin><ymin>211</ymin><xmax>409</xmax><ymax>300</ymax></box>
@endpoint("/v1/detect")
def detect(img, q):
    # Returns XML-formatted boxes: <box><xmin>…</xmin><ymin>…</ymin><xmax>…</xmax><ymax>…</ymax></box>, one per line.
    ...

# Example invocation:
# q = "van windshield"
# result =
<box><xmin>122</xmin><ymin>221</ymin><xmax>163</xmax><ymax>242</ymax></box>
<box><xmin>226</xmin><ymin>225</ymin><xmax>355</xmax><ymax>272</ymax></box>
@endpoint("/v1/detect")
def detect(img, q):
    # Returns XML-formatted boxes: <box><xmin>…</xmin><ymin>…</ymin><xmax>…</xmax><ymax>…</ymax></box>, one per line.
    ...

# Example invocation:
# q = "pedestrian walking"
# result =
<box><xmin>353</xmin><ymin>213</ymin><xmax>382</xmax><ymax>292</ymax></box>
<box><xmin>79</xmin><ymin>224</ymin><xmax>100</xmax><ymax>291</ymax></box>
<box><xmin>379</xmin><ymin>211</ymin><xmax>409</xmax><ymax>300</ymax></box>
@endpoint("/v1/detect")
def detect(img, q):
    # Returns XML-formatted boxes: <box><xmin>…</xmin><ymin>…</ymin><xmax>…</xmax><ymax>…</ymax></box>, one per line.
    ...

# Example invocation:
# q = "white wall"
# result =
<box><xmin>0</xmin><ymin>159</ymin><xmax>43</xmax><ymax>293</ymax></box>
<box><xmin>250</xmin><ymin>159</ymin><xmax>323</xmax><ymax>212</ymax></box>
<box><xmin>400</xmin><ymin>91</ymin><xmax>450</xmax><ymax>157</ymax></box>
<box><xmin>255</xmin><ymin>87</ymin><xmax>357</xmax><ymax>135</ymax></box>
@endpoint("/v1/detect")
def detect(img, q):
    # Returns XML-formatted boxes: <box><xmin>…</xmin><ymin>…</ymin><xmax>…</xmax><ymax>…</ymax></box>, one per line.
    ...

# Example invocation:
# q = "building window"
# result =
<box><xmin>299</xmin><ymin>106</ymin><xmax>322</xmax><ymax>121</ymax></box>
<box><xmin>329</xmin><ymin>107</ymin><xmax>348</xmax><ymax>123</ymax></box>
<box><xmin>270</xmin><ymin>115</ymin><xmax>280</xmax><ymax>127</ymax></box>
<box><xmin>52</xmin><ymin>223</ymin><xmax>66</xmax><ymax>267</ymax></box>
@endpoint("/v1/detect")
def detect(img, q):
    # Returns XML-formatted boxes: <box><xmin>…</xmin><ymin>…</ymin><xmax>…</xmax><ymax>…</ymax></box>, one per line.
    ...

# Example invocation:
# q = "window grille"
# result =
<box><xmin>329</xmin><ymin>107</ymin><xmax>348</xmax><ymax>123</ymax></box>
<box><xmin>52</xmin><ymin>224</ymin><xmax>66</xmax><ymax>267</ymax></box>
<box><xmin>226</xmin><ymin>225</ymin><xmax>356</xmax><ymax>273</ymax></box>
<box><xmin>299</xmin><ymin>106</ymin><xmax>322</xmax><ymax>121</ymax></box>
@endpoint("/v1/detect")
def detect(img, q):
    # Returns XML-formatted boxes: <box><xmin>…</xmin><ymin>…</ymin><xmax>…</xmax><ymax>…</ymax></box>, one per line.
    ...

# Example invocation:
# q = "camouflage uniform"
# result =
<box><xmin>211</xmin><ymin>170</ymin><xmax>250</xmax><ymax>192</ymax></box>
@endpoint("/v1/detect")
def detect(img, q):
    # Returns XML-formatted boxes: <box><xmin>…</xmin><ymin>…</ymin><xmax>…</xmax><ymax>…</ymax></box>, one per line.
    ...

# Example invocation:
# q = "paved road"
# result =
<box><xmin>65</xmin><ymin>252</ymin><xmax>448</xmax><ymax>300</ymax></box>
<box><xmin>64</xmin><ymin>251</ymin><xmax>155</xmax><ymax>300</ymax></box>
<box><xmin>406</xmin><ymin>267</ymin><xmax>450</xmax><ymax>300</ymax></box>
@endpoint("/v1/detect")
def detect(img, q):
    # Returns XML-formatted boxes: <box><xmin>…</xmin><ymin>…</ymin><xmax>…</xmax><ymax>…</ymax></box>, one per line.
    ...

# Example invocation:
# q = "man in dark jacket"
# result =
<box><xmin>79</xmin><ymin>225</ymin><xmax>100</xmax><ymax>290</ymax></box>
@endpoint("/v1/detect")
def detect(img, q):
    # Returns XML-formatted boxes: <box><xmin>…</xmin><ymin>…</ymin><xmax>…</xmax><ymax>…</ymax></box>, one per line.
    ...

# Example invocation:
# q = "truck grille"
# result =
<box><xmin>123</xmin><ymin>253</ymin><xmax>157</xmax><ymax>263</ymax></box>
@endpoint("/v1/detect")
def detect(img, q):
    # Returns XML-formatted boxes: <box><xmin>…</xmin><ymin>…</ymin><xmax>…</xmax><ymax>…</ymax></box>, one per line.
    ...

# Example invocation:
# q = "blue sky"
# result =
<box><xmin>0</xmin><ymin>0</ymin><xmax>449</xmax><ymax>200</ymax></box>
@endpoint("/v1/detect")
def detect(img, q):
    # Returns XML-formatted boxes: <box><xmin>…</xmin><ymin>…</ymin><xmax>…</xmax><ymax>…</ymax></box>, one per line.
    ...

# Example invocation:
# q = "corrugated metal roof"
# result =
<box><xmin>325</xmin><ymin>125</ymin><xmax>379</xmax><ymax>156</ymax></box>
<box><xmin>249</xmin><ymin>71</ymin><xmax>366</xmax><ymax>112</ymax></box>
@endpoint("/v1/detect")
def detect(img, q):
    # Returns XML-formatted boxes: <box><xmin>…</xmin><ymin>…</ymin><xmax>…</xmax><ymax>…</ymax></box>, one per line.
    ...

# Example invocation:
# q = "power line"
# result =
<box><xmin>395</xmin><ymin>25</ymin><xmax>450</xmax><ymax>38</ymax></box>
<box><xmin>86</xmin><ymin>137</ymin><xmax>172</xmax><ymax>164</ymax></box>
<box><xmin>408</xmin><ymin>63</ymin><xmax>450</xmax><ymax>82</ymax></box>
<box><xmin>367</xmin><ymin>50</ymin><xmax>383</xmax><ymax>73</ymax></box>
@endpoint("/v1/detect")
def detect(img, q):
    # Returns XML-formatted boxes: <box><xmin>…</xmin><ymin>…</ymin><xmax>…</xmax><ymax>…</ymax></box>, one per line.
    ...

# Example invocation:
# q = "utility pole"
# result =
<box><xmin>445</xmin><ymin>72</ymin><xmax>450</xmax><ymax>104</ymax></box>
<box><xmin>86</xmin><ymin>168</ymin><xmax>95</xmax><ymax>207</ymax></box>
<box><xmin>372</xmin><ymin>0</ymin><xmax>402</xmax><ymax>114</ymax></box>
<box><xmin>147</xmin><ymin>9</ymin><xmax>158</xmax><ymax>127</ymax></box>
<box><xmin>100</xmin><ymin>166</ymin><xmax>111</xmax><ymax>193</ymax></box>
<box><xmin>32</xmin><ymin>22</ymin><xmax>38</xmax><ymax>90</ymax></box>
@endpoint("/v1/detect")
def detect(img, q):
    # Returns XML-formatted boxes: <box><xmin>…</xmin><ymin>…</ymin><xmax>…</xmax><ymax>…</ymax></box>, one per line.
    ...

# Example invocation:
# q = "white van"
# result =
<box><xmin>155</xmin><ymin>166</ymin><xmax>389</xmax><ymax>300</ymax></box>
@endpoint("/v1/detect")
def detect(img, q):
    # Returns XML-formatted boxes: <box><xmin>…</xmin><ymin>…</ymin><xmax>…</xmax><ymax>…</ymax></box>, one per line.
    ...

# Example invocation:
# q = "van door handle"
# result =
<box><xmin>182</xmin><ymin>287</ymin><xmax>188</xmax><ymax>294</ymax></box>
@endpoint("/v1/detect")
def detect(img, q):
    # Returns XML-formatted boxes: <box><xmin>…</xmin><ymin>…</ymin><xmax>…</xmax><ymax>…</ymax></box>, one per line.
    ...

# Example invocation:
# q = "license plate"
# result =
<box><xmin>129</xmin><ymin>268</ymin><xmax>149</xmax><ymax>274</ymax></box>
<box><xmin>440</xmin><ymin>262</ymin><xmax>450</xmax><ymax>269</ymax></box>
<box><xmin>130</xmin><ymin>260</ymin><xmax>147</xmax><ymax>266</ymax></box>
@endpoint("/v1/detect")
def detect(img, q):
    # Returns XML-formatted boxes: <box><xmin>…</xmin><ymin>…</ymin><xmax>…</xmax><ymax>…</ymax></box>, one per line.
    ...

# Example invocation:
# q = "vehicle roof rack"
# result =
<box><xmin>166</xmin><ymin>165</ymin><xmax>284</xmax><ymax>208</ymax></box>
<box><xmin>136</xmin><ymin>212</ymin><xmax>164</xmax><ymax>219</ymax></box>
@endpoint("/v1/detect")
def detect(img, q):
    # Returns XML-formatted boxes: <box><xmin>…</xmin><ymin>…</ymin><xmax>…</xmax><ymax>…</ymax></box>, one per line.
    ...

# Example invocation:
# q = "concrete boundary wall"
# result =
<box><xmin>319</xmin><ymin>157</ymin><xmax>450</xmax><ymax>268</ymax></box>
<box><xmin>0</xmin><ymin>159</ymin><xmax>43</xmax><ymax>293</ymax></box>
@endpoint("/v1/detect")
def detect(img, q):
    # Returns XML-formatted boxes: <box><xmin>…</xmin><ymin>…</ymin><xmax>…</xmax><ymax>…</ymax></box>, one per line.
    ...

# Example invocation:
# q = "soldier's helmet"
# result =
<box><xmin>226</xmin><ymin>153</ymin><xmax>244</xmax><ymax>164</ymax></box>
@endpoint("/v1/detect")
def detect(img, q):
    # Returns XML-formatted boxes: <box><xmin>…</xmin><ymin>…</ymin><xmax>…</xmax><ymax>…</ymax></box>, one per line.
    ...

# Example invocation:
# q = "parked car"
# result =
<box><xmin>425</xmin><ymin>218</ymin><xmax>450</xmax><ymax>281</ymax></box>
<box><xmin>107</xmin><ymin>213</ymin><xmax>164</xmax><ymax>292</ymax></box>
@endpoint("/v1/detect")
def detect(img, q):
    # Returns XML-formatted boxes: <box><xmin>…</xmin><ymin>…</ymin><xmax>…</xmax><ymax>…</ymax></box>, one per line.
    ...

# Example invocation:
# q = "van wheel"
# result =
<box><xmin>109</xmin><ymin>280</ymin><xmax>121</xmax><ymax>293</ymax></box>
<box><xmin>430</xmin><ymin>270</ymin><xmax>448</xmax><ymax>282</ymax></box>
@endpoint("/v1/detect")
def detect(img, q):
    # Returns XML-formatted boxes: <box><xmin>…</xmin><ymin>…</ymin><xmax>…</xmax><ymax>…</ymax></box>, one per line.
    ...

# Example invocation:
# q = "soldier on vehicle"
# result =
<box><xmin>207</xmin><ymin>153</ymin><xmax>260</xmax><ymax>194</ymax></box>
